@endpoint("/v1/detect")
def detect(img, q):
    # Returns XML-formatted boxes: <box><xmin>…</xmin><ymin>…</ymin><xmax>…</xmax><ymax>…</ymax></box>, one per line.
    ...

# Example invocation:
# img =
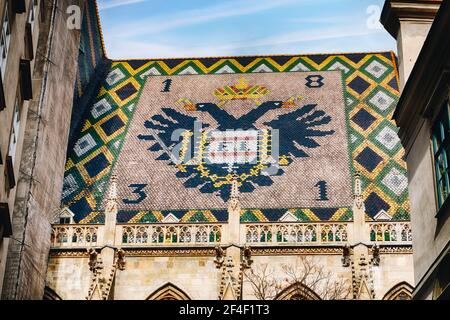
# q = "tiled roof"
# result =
<box><xmin>62</xmin><ymin>47</ymin><xmax>409</xmax><ymax>223</ymax></box>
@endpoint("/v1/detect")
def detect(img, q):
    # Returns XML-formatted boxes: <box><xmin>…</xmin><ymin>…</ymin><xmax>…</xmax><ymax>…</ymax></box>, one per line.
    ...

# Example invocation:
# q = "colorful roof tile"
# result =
<box><xmin>62</xmin><ymin>3</ymin><xmax>408</xmax><ymax>224</ymax></box>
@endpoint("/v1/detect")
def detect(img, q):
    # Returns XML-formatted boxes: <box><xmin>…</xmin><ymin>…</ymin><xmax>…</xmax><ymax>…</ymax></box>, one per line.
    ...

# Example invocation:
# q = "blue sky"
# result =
<box><xmin>97</xmin><ymin>0</ymin><xmax>396</xmax><ymax>59</ymax></box>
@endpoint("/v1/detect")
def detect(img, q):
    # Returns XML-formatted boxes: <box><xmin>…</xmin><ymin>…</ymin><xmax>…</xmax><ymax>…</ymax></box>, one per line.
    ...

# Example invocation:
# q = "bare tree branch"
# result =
<box><xmin>244</xmin><ymin>256</ymin><xmax>351</xmax><ymax>300</ymax></box>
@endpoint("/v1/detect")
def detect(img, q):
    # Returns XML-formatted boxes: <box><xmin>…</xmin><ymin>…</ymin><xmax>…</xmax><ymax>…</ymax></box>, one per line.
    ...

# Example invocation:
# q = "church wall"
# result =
<box><xmin>113</xmin><ymin>256</ymin><xmax>219</xmax><ymax>300</ymax></box>
<box><xmin>46</xmin><ymin>254</ymin><xmax>220</xmax><ymax>300</ymax></box>
<box><xmin>242</xmin><ymin>254</ymin><xmax>349</xmax><ymax>300</ymax></box>
<box><xmin>372</xmin><ymin>252</ymin><xmax>414</xmax><ymax>298</ymax></box>
<box><xmin>46</xmin><ymin>256</ymin><xmax>91</xmax><ymax>300</ymax></box>
<box><xmin>45</xmin><ymin>249</ymin><xmax>413</xmax><ymax>300</ymax></box>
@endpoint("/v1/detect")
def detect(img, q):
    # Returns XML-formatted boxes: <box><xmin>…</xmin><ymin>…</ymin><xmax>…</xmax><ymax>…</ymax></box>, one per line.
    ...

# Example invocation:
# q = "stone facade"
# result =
<box><xmin>0</xmin><ymin>0</ymin><xmax>82</xmax><ymax>299</ymax></box>
<box><xmin>46</xmin><ymin>175</ymin><xmax>414</xmax><ymax>300</ymax></box>
<box><xmin>0</xmin><ymin>0</ymin><xmax>47</xmax><ymax>296</ymax></box>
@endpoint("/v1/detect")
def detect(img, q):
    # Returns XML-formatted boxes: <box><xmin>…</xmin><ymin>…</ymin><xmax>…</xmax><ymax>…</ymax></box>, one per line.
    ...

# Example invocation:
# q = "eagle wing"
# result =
<box><xmin>137</xmin><ymin>107</ymin><xmax>208</xmax><ymax>162</ymax></box>
<box><xmin>264</xmin><ymin>104</ymin><xmax>335</xmax><ymax>159</ymax></box>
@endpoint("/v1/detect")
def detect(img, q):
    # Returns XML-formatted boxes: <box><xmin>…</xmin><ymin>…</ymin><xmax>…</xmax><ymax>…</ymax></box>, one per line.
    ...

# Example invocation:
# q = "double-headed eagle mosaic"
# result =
<box><xmin>138</xmin><ymin>77</ymin><xmax>335</xmax><ymax>201</ymax></box>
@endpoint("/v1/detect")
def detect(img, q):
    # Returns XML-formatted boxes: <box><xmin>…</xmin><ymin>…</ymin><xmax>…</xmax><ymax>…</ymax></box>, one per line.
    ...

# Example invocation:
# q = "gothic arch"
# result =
<box><xmin>43</xmin><ymin>286</ymin><xmax>63</xmax><ymax>300</ymax></box>
<box><xmin>275</xmin><ymin>283</ymin><xmax>321</xmax><ymax>300</ymax></box>
<box><xmin>383</xmin><ymin>281</ymin><xmax>413</xmax><ymax>300</ymax></box>
<box><xmin>146</xmin><ymin>283</ymin><xmax>191</xmax><ymax>300</ymax></box>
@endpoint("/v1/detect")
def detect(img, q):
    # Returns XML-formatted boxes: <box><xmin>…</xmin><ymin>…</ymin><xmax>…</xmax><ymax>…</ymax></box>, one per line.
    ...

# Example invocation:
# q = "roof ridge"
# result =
<box><xmin>93</xmin><ymin>0</ymin><xmax>108</xmax><ymax>58</ymax></box>
<box><xmin>109</xmin><ymin>51</ymin><xmax>397</xmax><ymax>62</ymax></box>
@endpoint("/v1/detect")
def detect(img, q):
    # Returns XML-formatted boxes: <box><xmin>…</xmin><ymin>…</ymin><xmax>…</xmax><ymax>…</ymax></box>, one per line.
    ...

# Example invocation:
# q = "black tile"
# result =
<box><xmin>115</xmin><ymin>82</ymin><xmax>138</xmax><ymax>100</ymax></box>
<box><xmin>345</xmin><ymin>53</ymin><xmax>365</xmax><ymax>64</ymax></box>
<box><xmin>387</xmin><ymin>76</ymin><xmax>399</xmax><ymax>91</ymax></box>
<box><xmin>83</xmin><ymin>153</ymin><xmax>110</xmax><ymax>178</ymax></box>
<box><xmin>127</xmin><ymin>60</ymin><xmax>150</xmax><ymax>70</ymax></box>
<box><xmin>364</xmin><ymin>192</ymin><xmax>390</xmax><ymax>218</ymax></box>
<box><xmin>355</xmin><ymin>147</ymin><xmax>383</xmax><ymax>172</ymax></box>
<box><xmin>100</xmin><ymin>115</ymin><xmax>125</xmax><ymax>136</ymax></box>
<box><xmin>271</xmin><ymin>55</ymin><xmax>296</xmax><ymax>66</ymax></box>
<box><xmin>348</xmin><ymin>76</ymin><xmax>371</xmax><ymax>95</ymax></box>
<box><xmin>351</xmin><ymin>108</ymin><xmax>377</xmax><ymax>130</ymax></box>
<box><xmin>308</xmin><ymin>54</ymin><xmax>329</xmax><ymax>64</ymax></box>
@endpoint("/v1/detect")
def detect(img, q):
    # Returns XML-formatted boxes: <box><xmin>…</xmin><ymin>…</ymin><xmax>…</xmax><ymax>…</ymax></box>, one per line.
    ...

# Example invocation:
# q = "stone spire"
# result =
<box><xmin>86</xmin><ymin>175</ymin><xmax>125</xmax><ymax>300</ymax></box>
<box><xmin>104</xmin><ymin>175</ymin><xmax>118</xmax><ymax>246</ymax></box>
<box><xmin>106</xmin><ymin>174</ymin><xmax>118</xmax><ymax>212</ymax></box>
<box><xmin>229</xmin><ymin>174</ymin><xmax>240</xmax><ymax>211</ymax></box>
<box><xmin>227</xmin><ymin>174</ymin><xmax>241</xmax><ymax>244</ymax></box>
<box><xmin>219</xmin><ymin>175</ymin><xmax>244</xmax><ymax>301</ymax></box>
<box><xmin>353</xmin><ymin>171</ymin><xmax>365</xmax><ymax>211</ymax></box>
<box><xmin>349</xmin><ymin>171</ymin><xmax>375</xmax><ymax>299</ymax></box>
<box><xmin>352</xmin><ymin>171</ymin><xmax>368</xmax><ymax>244</ymax></box>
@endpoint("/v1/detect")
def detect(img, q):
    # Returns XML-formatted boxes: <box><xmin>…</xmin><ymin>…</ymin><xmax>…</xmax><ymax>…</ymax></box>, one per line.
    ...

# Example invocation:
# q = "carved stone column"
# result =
<box><xmin>348</xmin><ymin>172</ymin><xmax>375</xmax><ymax>299</ymax></box>
<box><xmin>86</xmin><ymin>175</ymin><xmax>125</xmax><ymax>300</ymax></box>
<box><xmin>217</xmin><ymin>176</ymin><xmax>253</xmax><ymax>300</ymax></box>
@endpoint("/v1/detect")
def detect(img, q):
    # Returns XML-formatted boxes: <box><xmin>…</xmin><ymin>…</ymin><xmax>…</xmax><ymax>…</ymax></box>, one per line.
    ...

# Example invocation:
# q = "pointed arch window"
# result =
<box><xmin>275</xmin><ymin>283</ymin><xmax>321</xmax><ymax>300</ymax></box>
<box><xmin>146</xmin><ymin>283</ymin><xmax>191</xmax><ymax>300</ymax></box>
<box><xmin>383</xmin><ymin>282</ymin><xmax>413</xmax><ymax>300</ymax></box>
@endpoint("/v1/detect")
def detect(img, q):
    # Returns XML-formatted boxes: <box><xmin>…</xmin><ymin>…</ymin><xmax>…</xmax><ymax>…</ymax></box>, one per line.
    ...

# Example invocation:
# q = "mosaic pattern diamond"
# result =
<box><xmin>367</xmin><ymin>89</ymin><xmax>396</xmax><ymax>113</ymax></box>
<box><xmin>352</xmin><ymin>108</ymin><xmax>377</xmax><ymax>130</ymax></box>
<box><xmin>364</xmin><ymin>60</ymin><xmax>389</xmax><ymax>79</ymax></box>
<box><xmin>381</xmin><ymin>168</ymin><xmax>408</xmax><ymax>196</ymax></box>
<box><xmin>375</xmin><ymin>126</ymin><xmax>401</xmax><ymax>151</ymax></box>
<box><xmin>348</xmin><ymin>76</ymin><xmax>371</xmax><ymax>95</ymax></box>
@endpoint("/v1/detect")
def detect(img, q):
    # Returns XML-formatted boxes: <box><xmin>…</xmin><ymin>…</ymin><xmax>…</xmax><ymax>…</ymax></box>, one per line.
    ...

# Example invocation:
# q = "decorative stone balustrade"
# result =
<box><xmin>119</xmin><ymin>224</ymin><xmax>222</xmax><ymax>246</ymax></box>
<box><xmin>51</xmin><ymin>225</ymin><xmax>101</xmax><ymax>248</ymax></box>
<box><xmin>244</xmin><ymin>222</ymin><xmax>349</xmax><ymax>245</ymax></box>
<box><xmin>50</xmin><ymin>221</ymin><xmax>413</xmax><ymax>249</ymax></box>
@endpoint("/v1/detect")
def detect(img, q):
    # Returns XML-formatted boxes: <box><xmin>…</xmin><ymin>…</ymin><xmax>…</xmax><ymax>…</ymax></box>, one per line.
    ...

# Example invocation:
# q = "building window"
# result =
<box><xmin>28</xmin><ymin>0</ymin><xmax>38</xmax><ymax>32</ymax></box>
<box><xmin>0</xmin><ymin>3</ymin><xmax>11</xmax><ymax>80</ymax></box>
<box><xmin>432</xmin><ymin>101</ymin><xmax>450</xmax><ymax>208</ymax></box>
<box><xmin>59</xmin><ymin>217</ymin><xmax>70</xmax><ymax>224</ymax></box>
<box><xmin>8</xmin><ymin>97</ymin><xmax>21</xmax><ymax>163</ymax></box>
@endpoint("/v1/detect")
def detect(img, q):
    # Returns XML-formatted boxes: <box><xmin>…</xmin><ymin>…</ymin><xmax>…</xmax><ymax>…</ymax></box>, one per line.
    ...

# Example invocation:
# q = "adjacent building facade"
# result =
<box><xmin>43</xmin><ymin>1</ymin><xmax>414</xmax><ymax>300</ymax></box>
<box><xmin>0</xmin><ymin>0</ymin><xmax>82</xmax><ymax>299</ymax></box>
<box><xmin>381</xmin><ymin>0</ymin><xmax>450</xmax><ymax>299</ymax></box>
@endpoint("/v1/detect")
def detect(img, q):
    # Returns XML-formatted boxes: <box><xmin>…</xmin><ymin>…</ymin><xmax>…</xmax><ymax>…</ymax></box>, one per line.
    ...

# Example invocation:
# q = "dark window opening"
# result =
<box><xmin>432</xmin><ymin>100</ymin><xmax>450</xmax><ymax>209</ymax></box>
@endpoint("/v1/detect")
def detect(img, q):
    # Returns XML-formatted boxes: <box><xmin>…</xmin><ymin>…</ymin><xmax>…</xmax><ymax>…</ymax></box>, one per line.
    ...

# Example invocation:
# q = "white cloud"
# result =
<box><xmin>108</xmin><ymin>0</ymin><xmax>297</xmax><ymax>37</ymax></box>
<box><xmin>106</xmin><ymin>40</ymin><xmax>225</xmax><ymax>59</ymax></box>
<box><xmin>99</xmin><ymin>0</ymin><xmax>395</xmax><ymax>59</ymax></box>
<box><xmin>106</xmin><ymin>24</ymin><xmax>386</xmax><ymax>59</ymax></box>
<box><xmin>286</xmin><ymin>15</ymin><xmax>357</xmax><ymax>25</ymax></box>
<box><xmin>235</xmin><ymin>26</ymin><xmax>382</xmax><ymax>49</ymax></box>
<box><xmin>98</xmin><ymin>0</ymin><xmax>147</xmax><ymax>10</ymax></box>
